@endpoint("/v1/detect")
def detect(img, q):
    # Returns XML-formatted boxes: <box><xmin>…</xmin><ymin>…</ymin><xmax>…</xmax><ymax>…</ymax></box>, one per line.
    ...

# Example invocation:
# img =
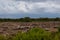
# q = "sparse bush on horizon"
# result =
<box><xmin>0</xmin><ymin>17</ymin><xmax>60</xmax><ymax>22</ymax></box>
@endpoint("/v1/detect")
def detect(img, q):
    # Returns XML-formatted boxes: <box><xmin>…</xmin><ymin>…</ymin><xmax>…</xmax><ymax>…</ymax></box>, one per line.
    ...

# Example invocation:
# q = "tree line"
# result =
<box><xmin>0</xmin><ymin>17</ymin><xmax>60</xmax><ymax>22</ymax></box>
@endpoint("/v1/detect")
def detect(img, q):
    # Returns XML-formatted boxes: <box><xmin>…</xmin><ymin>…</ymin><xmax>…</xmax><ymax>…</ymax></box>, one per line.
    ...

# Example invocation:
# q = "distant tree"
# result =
<box><xmin>54</xmin><ymin>17</ymin><xmax>60</xmax><ymax>21</ymax></box>
<box><xmin>23</xmin><ymin>17</ymin><xmax>32</xmax><ymax>22</ymax></box>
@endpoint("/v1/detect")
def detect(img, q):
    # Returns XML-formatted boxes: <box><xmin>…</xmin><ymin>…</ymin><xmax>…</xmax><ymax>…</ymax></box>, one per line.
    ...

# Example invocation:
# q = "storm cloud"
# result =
<box><xmin>0</xmin><ymin>0</ymin><xmax>60</xmax><ymax>14</ymax></box>
<box><xmin>0</xmin><ymin>0</ymin><xmax>60</xmax><ymax>18</ymax></box>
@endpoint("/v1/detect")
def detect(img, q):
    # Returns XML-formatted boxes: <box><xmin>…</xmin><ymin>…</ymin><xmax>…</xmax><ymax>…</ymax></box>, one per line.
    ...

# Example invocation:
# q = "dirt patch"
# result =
<box><xmin>0</xmin><ymin>21</ymin><xmax>60</xmax><ymax>36</ymax></box>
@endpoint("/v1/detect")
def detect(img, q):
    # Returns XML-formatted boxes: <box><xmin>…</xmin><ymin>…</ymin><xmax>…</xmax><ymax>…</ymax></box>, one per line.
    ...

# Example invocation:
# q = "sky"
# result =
<box><xmin>0</xmin><ymin>0</ymin><xmax>60</xmax><ymax>18</ymax></box>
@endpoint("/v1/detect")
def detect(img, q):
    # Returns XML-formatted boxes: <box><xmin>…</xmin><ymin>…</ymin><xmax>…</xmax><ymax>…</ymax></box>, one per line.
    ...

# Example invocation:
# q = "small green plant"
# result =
<box><xmin>0</xmin><ymin>35</ymin><xmax>6</xmax><ymax>40</ymax></box>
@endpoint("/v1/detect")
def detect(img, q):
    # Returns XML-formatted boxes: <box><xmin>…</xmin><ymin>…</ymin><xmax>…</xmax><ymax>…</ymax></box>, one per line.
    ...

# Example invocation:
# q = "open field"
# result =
<box><xmin>0</xmin><ymin>21</ymin><xmax>60</xmax><ymax>40</ymax></box>
<box><xmin>0</xmin><ymin>21</ymin><xmax>60</xmax><ymax>36</ymax></box>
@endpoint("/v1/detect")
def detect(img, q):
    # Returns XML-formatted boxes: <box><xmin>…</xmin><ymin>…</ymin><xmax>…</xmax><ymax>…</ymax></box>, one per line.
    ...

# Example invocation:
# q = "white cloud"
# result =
<box><xmin>0</xmin><ymin>0</ymin><xmax>60</xmax><ymax>14</ymax></box>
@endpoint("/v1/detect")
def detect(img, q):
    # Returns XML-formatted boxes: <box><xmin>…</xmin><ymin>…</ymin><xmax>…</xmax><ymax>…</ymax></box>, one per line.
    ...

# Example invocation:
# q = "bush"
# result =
<box><xmin>12</xmin><ymin>27</ymin><xmax>51</xmax><ymax>40</ymax></box>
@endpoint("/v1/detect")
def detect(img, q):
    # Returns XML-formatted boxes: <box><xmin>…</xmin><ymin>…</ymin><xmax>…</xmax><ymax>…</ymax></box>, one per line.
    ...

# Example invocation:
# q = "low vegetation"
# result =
<box><xmin>0</xmin><ymin>17</ymin><xmax>60</xmax><ymax>22</ymax></box>
<box><xmin>0</xmin><ymin>27</ymin><xmax>60</xmax><ymax>40</ymax></box>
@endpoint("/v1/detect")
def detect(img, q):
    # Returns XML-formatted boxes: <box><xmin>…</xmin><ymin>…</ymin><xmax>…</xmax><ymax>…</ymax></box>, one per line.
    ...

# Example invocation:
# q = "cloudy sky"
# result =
<box><xmin>0</xmin><ymin>0</ymin><xmax>60</xmax><ymax>18</ymax></box>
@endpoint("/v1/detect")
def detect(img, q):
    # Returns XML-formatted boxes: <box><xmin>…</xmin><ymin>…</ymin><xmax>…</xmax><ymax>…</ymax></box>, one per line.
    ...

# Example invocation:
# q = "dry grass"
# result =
<box><xmin>0</xmin><ymin>21</ymin><xmax>59</xmax><ymax>36</ymax></box>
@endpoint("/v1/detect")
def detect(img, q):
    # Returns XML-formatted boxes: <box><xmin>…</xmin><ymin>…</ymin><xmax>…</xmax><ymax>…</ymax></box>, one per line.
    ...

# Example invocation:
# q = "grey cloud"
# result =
<box><xmin>0</xmin><ymin>0</ymin><xmax>60</xmax><ymax>14</ymax></box>
<box><xmin>15</xmin><ymin>0</ymin><xmax>60</xmax><ymax>2</ymax></box>
<box><xmin>15</xmin><ymin>0</ymin><xmax>47</xmax><ymax>2</ymax></box>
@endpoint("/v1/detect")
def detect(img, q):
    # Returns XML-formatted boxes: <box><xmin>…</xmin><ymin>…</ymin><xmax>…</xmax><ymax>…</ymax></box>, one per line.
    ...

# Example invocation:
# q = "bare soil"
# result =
<box><xmin>0</xmin><ymin>21</ymin><xmax>60</xmax><ymax>36</ymax></box>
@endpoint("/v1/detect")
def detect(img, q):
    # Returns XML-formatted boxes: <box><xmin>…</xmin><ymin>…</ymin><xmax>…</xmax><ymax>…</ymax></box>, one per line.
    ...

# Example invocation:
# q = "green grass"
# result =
<box><xmin>0</xmin><ymin>27</ymin><xmax>60</xmax><ymax>40</ymax></box>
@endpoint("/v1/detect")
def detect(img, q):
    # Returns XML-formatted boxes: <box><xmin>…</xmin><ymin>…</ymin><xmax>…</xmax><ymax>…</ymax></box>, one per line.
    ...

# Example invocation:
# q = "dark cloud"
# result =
<box><xmin>15</xmin><ymin>0</ymin><xmax>46</xmax><ymax>2</ymax></box>
<box><xmin>0</xmin><ymin>0</ymin><xmax>60</xmax><ymax>15</ymax></box>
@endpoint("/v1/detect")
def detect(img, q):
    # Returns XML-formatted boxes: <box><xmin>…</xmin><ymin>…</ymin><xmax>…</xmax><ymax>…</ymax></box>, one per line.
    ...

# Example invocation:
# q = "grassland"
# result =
<box><xmin>0</xmin><ymin>27</ymin><xmax>60</xmax><ymax>40</ymax></box>
<box><xmin>0</xmin><ymin>17</ymin><xmax>60</xmax><ymax>40</ymax></box>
